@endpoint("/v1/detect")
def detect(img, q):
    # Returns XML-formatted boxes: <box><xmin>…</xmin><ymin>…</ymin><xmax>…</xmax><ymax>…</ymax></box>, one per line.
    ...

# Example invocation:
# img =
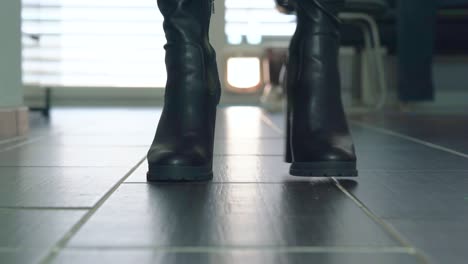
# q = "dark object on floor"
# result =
<box><xmin>397</xmin><ymin>0</ymin><xmax>437</xmax><ymax>102</ymax></box>
<box><xmin>28</xmin><ymin>87</ymin><xmax>51</xmax><ymax>118</ymax></box>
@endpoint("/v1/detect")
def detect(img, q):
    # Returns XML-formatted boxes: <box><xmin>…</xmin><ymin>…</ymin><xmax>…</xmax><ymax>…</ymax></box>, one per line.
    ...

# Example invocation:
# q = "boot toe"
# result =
<box><xmin>292</xmin><ymin>146</ymin><xmax>356</xmax><ymax>162</ymax></box>
<box><xmin>147</xmin><ymin>146</ymin><xmax>210</xmax><ymax>167</ymax></box>
<box><xmin>147</xmin><ymin>147</ymin><xmax>213</xmax><ymax>182</ymax></box>
<box><xmin>154</xmin><ymin>152</ymin><xmax>208</xmax><ymax>167</ymax></box>
<box><xmin>290</xmin><ymin>147</ymin><xmax>357</xmax><ymax>177</ymax></box>
<box><xmin>320</xmin><ymin>147</ymin><xmax>356</xmax><ymax>162</ymax></box>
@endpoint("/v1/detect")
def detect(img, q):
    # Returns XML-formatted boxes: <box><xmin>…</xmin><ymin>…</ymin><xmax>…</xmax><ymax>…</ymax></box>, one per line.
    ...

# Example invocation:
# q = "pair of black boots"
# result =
<box><xmin>147</xmin><ymin>0</ymin><xmax>357</xmax><ymax>182</ymax></box>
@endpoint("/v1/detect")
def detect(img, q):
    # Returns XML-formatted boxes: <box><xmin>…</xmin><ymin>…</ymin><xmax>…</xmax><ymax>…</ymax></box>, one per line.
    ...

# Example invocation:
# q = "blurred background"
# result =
<box><xmin>1</xmin><ymin>0</ymin><xmax>467</xmax><ymax>130</ymax></box>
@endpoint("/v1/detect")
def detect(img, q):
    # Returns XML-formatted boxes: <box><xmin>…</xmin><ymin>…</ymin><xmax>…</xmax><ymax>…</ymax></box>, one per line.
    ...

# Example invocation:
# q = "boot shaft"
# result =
<box><xmin>286</xmin><ymin>0</ymin><xmax>348</xmax><ymax>133</ymax></box>
<box><xmin>288</xmin><ymin>0</ymin><xmax>343</xmax><ymax>72</ymax></box>
<box><xmin>288</xmin><ymin>0</ymin><xmax>344</xmax><ymax>14</ymax></box>
<box><xmin>157</xmin><ymin>0</ymin><xmax>221</xmax><ymax>103</ymax></box>
<box><xmin>157</xmin><ymin>0</ymin><xmax>213</xmax><ymax>43</ymax></box>
<box><xmin>294</xmin><ymin>0</ymin><xmax>343</xmax><ymax>35</ymax></box>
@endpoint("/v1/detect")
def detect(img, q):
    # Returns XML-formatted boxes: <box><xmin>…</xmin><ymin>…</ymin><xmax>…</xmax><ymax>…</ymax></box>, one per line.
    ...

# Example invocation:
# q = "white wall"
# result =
<box><xmin>0</xmin><ymin>0</ymin><xmax>23</xmax><ymax>108</ymax></box>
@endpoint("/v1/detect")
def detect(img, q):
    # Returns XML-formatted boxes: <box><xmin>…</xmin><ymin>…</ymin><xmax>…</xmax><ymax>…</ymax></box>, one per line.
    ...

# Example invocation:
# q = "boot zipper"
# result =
<box><xmin>210</xmin><ymin>0</ymin><xmax>215</xmax><ymax>14</ymax></box>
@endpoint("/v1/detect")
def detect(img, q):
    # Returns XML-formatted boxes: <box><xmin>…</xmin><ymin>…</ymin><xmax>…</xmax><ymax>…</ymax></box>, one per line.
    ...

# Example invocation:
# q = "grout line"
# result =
<box><xmin>0</xmin><ymin>206</ymin><xmax>91</xmax><ymax>211</ymax></box>
<box><xmin>0</xmin><ymin>130</ymin><xmax>74</xmax><ymax>153</ymax></box>
<box><xmin>331</xmin><ymin>179</ymin><xmax>411</xmax><ymax>247</ymax></box>
<box><xmin>351</xmin><ymin>120</ymin><xmax>468</xmax><ymax>159</ymax></box>
<box><xmin>255</xmin><ymin>175</ymin><xmax>286</xmax><ymax>242</ymax></box>
<box><xmin>0</xmin><ymin>136</ymin><xmax>44</xmax><ymax>153</ymax></box>
<box><xmin>260</xmin><ymin>113</ymin><xmax>428</xmax><ymax>262</ymax></box>
<box><xmin>0</xmin><ymin>165</ymin><xmax>148</xmax><ymax>168</ymax></box>
<box><xmin>0</xmin><ymin>130</ymin><xmax>66</xmax><ymax>153</ymax></box>
<box><xmin>0</xmin><ymin>136</ymin><xmax>25</xmax><ymax>145</ymax></box>
<box><xmin>65</xmin><ymin>245</ymin><xmax>415</xmax><ymax>254</ymax></box>
<box><xmin>39</xmin><ymin>156</ymin><xmax>147</xmax><ymax>264</ymax></box>
<box><xmin>332</xmin><ymin>178</ymin><xmax>429</xmax><ymax>264</ymax></box>
<box><xmin>260</xmin><ymin>113</ymin><xmax>284</xmax><ymax>135</ymax></box>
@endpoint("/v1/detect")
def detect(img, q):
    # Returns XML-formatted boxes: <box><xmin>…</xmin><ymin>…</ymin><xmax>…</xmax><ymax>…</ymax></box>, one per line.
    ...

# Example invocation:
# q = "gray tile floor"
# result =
<box><xmin>1</xmin><ymin>107</ymin><xmax>467</xmax><ymax>264</ymax></box>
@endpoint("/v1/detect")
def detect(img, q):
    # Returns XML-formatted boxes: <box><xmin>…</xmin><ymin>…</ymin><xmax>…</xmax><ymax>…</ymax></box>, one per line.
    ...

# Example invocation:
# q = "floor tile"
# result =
<box><xmin>214</xmin><ymin>139</ymin><xmax>283</xmax><ymax>155</ymax></box>
<box><xmin>215</xmin><ymin>107</ymin><xmax>282</xmax><ymax>139</ymax></box>
<box><xmin>339</xmin><ymin>170</ymin><xmax>468</xmax><ymax>263</ymax></box>
<box><xmin>387</xmin><ymin>218</ymin><xmax>467</xmax><ymax>264</ymax></box>
<box><xmin>0</xmin><ymin>249</ymin><xmax>48</xmax><ymax>264</ymax></box>
<box><xmin>0</xmin><ymin>209</ymin><xmax>84</xmax><ymax>247</ymax></box>
<box><xmin>0</xmin><ymin>209</ymin><xmax>85</xmax><ymax>263</ymax></box>
<box><xmin>354</xmin><ymin>144</ymin><xmax>468</xmax><ymax>170</ymax></box>
<box><xmin>0</xmin><ymin>137</ymin><xmax>33</xmax><ymax>152</ymax></box>
<box><xmin>0</xmin><ymin>145</ymin><xmax>146</xmax><ymax>167</ymax></box>
<box><xmin>69</xmin><ymin>184</ymin><xmax>278</xmax><ymax>247</ymax></box>
<box><xmin>0</xmin><ymin>167</ymin><xmax>130</xmax><ymax>207</ymax></box>
<box><xmin>340</xmin><ymin>171</ymin><xmax>468</xmax><ymax>219</ymax></box>
<box><xmin>258</xmin><ymin>181</ymin><xmax>400</xmax><ymax>247</ymax></box>
<box><xmin>53</xmin><ymin>250</ymin><xmax>422</xmax><ymax>264</ymax></box>
<box><xmin>33</xmin><ymin>135</ymin><xmax>154</xmax><ymax>148</ymax></box>
<box><xmin>1</xmin><ymin>107</ymin><xmax>466</xmax><ymax>264</ymax></box>
<box><xmin>352</xmin><ymin>114</ymin><xmax>468</xmax><ymax>154</ymax></box>
<box><xmin>68</xmin><ymin>184</ymin><xmax>399</xmax><ymax>248</ymax></box>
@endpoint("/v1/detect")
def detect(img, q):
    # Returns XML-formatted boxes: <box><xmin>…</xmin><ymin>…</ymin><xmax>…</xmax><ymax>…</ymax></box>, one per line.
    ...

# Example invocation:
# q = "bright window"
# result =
<box><xmin>227</xmin><ymin>57</ymin><xmax>261</xmax><ymax>89</ymax></box>
<box><xmin>22</xmin><ymin>0</ymin><xmax>166</xmax><ymax>88</ymax></box>
<box><xmin>225</xmin><ymin>0</ymin><xmax>296</xmax><ymax>45</ymax></box>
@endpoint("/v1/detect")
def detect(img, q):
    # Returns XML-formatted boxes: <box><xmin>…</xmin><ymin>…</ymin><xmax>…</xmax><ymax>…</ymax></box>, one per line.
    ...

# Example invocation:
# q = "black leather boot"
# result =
<box><xmin>285</xmin><ymin>0</ymin><xmax>358</xmax><ymax>177</ymax></box>
<box><xmin>147</xmin><ymin>0</ymin><xmax>221</xmax><ymax>181</ymax></box>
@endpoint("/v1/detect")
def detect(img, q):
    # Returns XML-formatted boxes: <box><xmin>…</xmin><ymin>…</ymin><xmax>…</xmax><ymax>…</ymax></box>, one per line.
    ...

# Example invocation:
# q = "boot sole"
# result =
<box><xmin>147</xmin><ymin>165</ymin><xmax>213</xmax><ymax>182</ymax></box>
<box><xmin>290</xmin><ymin>161</ymin><xmax>358</xmax><ymax>177</ymax></box>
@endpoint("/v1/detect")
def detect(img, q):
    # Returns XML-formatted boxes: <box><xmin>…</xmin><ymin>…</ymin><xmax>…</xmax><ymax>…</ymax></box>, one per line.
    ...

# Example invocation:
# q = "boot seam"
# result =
<box><xmin>164</xmin><ymin>42</ymin><xmax>207</xmax><ymax>84</ymax></box>
<box><xmin>164</xmin><ymin>41</ymin><xmax>221</xmax><ymax>106</ymax></box>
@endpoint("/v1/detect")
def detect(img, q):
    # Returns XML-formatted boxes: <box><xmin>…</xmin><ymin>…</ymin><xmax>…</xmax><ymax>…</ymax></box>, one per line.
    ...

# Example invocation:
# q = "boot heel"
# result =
<box><xmin>285</xmin><ymin>112</ymin><xmax>292</xmax><ymax>163</ymax></box>
<box><xmin>285</xmin><ymin>142</ymin><xmax>292</xmax><ymax>163</ymax></box>
<box><xmin>147</xmin><ymin>165</ymin><xmax>213</xmax><ymax>182</ymax></box>
<box><xmin>290</xmin><ymin>161</ymin><xmax>358</xmax><ymax>177</ymax></box>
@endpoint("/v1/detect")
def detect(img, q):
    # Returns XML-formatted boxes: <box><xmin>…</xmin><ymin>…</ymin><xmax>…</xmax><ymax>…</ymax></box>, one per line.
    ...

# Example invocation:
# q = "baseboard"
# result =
<box><xmin>0</xmin><ymin>107</ymin><xmax>29</xmax><ymax>139</ymax></box>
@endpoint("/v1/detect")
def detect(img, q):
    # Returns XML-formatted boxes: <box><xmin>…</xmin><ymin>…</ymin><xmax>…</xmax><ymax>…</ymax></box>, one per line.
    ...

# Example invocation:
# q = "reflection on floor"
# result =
<box><xmin>0</xmin><ymin>107</ymin><xmax>467</xmax><ymax>264</ymax></box>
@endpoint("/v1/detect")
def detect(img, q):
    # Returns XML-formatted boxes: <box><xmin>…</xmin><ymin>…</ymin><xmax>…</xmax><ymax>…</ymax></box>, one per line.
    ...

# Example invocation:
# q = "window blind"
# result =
<box><xmin>225</xmin><ymin>0</ymin><xmax>296</xmax><ymax>45</ymax></box>
<box><xmin>22</xmin><ymin>0</ymin><xmax>167</xmax><ymax>88</ymax></box>
<box><xmin>22</xmin><ymin>0</ymin><xmax>296</xmax><ymax>88</ymax></box>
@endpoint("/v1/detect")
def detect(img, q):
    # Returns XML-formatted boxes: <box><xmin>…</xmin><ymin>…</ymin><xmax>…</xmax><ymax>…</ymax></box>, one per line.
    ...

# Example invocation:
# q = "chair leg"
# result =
<box><xmin>365</xmin><ymin>15</ymin><xmax>388</xmax><ymax>109</ymax></box>
<box><xmin>340</xmin><ymin>13</ymin><xmax>388</xmax><ymax>109</ymax></box>
<box><xmin>359</xmin><ymin>21</ymin><xmax>375</xmax><ymax>107</ymax></box>
<box><xmin>351</xmin><ymin>47</ymin><xmax>363</xmax><ymax>106</ymax></box>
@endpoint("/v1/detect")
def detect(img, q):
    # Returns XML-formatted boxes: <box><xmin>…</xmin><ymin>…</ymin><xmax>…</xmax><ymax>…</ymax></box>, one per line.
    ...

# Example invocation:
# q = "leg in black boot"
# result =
<box><xmin>286</xmin><ymin>0</ymin><xmax>358</xmax><ymax>177</ymax></box>
<box><xmin>147</xmin><ymin>0</ymin><xmax>221</xmax><ymax>182</ymax></box>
